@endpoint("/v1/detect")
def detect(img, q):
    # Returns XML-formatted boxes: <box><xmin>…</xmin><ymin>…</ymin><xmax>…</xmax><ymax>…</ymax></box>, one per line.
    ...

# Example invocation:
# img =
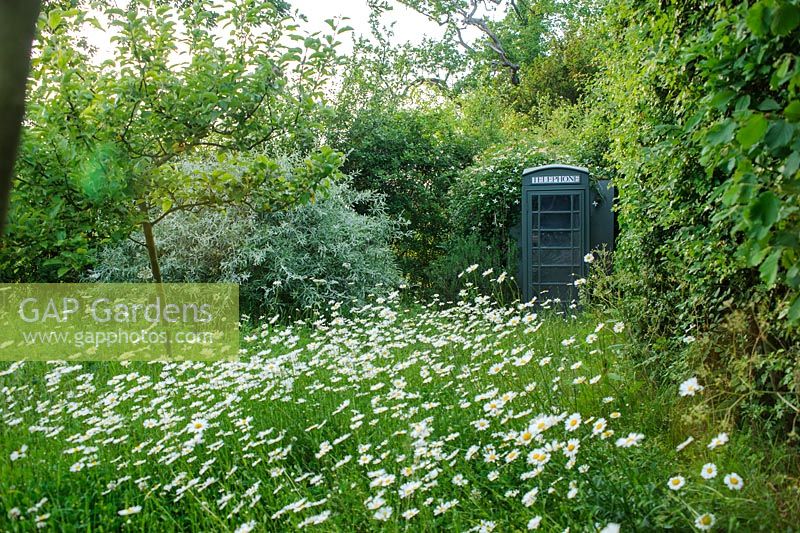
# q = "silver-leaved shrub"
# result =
<box><xmin>90</xmin><ymin>181</ymin><xmax>402</xmax><ymax>316</ymax></box>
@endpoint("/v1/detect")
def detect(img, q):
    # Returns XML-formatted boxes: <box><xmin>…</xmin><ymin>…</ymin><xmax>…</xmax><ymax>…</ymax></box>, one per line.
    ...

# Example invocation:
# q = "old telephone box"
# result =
<box><xmin>521</xmin><ymin>164</ymin><xmax>614</xmax><ymax>303</ymax></box>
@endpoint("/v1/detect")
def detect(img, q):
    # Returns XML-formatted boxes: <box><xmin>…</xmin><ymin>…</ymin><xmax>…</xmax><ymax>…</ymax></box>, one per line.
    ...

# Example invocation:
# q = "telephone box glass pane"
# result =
<box><xmin>540</xmin><ymin>195</ymin><xmax>571</xmax><ymax>211</ymax></box>
<box><xmin>540</xmin><ymin>212</ymin><xmax>571</xmax><ymax>229</ymax></box>
<box><xmin>541</xmin><ymin>249</ymin><xmax>571</xmax><ymax>264</ymax></box>
<box><xmin>541</xmin><ymin>231</ymin><xmax>571</xmax><ymax>247</ymax></box>
<box><xmin>541</xmin><ymin>267</ymin><xmax>569</xmax><ymax>282</ymax></box>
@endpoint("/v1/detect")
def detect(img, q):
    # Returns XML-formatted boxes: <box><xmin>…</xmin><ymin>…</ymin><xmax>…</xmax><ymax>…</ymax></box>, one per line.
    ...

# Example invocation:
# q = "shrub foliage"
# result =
<box><xmin>91</xmin><ymin>181</ymin><xmax>402</xmax><ymax>316</ymax></box>
<box><xmin>590</xmin><ymin>0</ymin><xmax>800</xmax><ymax>432</ymax></box>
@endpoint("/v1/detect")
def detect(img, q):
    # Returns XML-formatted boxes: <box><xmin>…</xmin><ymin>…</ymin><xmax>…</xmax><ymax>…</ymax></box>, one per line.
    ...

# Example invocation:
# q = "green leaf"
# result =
<box><xmin>48</xmin><ymin>9</ymin><xmax>63</xmax><ymax>30</ymax></box>
<box><xmin>748</xmin><ymin>191</ymin><xmax>780</xmax><ymax>229</ymax></box>
<box><xmin>709</xmin><ymin>89</ymin><xmax>736</xmax><ymax>110</ymax></box>
<box><xmin>788</xmin><ymin>264</ymin><xmax>800</xmax><ymax>288</ymax></box>
<box><xmin>706</xmin><ymin>119</ymin><xmax>736</xmax><ymax>145</ymax></box>
<box><xmin>765</xmin><ymin>120</ymin><xmax>795</xmax><ymax>149</ymax></box>
<box><xmin>736</xmin><ymin>114</ymin><xmax>768</xmax><ymax>148</ymax></box>
<box><xmin>759</xmin><ymin>248</ymin><xmax>782</xmax><ymax>287</ymax></box>
<box><xmin>746</xmin><ymin>1</ymin><xmax>768</xmax><ymax>36</ymax></box>
<box><xmin>734</xmin><ymin>95</ymin><xmax>751</xmax><ymax>112</ymax></box>
<box><xmin>745</xmin><ymin>241</ymin><xmax>770</xmax><ymax>266</ymax></box>
<box><xmin>772</xmin><ymin>56</ymin><xmax>795</xmax><ymax>87</ymax></box>
<box><xmin>57</xmin><ymin>266</ymin><xmax>71</xmax><ymax>278</ymax></box>
<box><xmin>721</xmin><ymin>182</ymin><xmax>741</xmax><ymax>206</ymax></box>
<box><xmin>771</xmin><ymin>3</ymin><xmax>800</xmax><ymax>36</ymax></box>
<box><xmin>785</xmin><ymin>100</ymin><xmax>800</xmax><ymax>122</ymax></box>
<box><xmin>783</xmin><ymin>151</ymin><xmax>800</xmax><ymax>177</ymax></box>
<box><xmin>86</xmin><ymin>16</ymin><xmax>103</xmax><ymax>31</ymax></box>
<box><xmin>161</xmin><ymin>198</ymin><xmax>173</xmax><ymax>213</ymax></box>
<box><xmin>758</xmin><ymin>98</ymin><xmax>781</xmax><ymax>111</ymax></box>
<box><xmin>684</xmin><ymin>110</ymin><xmax>705</xmax><ymax>132</ymax></box>
<box><xmin>788</xmin><ymin>296</ymin><xmax>800</xmax><ymax>322</ymax></box>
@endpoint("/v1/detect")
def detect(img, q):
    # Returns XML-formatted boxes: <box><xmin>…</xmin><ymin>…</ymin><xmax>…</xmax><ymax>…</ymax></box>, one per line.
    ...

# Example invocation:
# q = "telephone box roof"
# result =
<box><xmin>522</xmin><ymin>164</ymin><xmax>589</xmax><ymax>175</ymax></box>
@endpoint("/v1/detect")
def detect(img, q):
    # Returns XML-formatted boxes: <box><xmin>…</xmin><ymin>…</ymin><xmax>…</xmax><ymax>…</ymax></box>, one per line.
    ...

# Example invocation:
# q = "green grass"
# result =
<box><xmin>0</xmin><ymin>292</ymin><xmax>796</xmax><ymax>531</ymax></box>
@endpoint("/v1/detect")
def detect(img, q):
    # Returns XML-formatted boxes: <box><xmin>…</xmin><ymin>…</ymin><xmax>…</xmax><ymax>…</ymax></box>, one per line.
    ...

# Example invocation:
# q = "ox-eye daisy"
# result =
<box><xmin>527</xmin><ymin>516</ymin><xmax>542</xmax><ymax>529</ymax></box>
<box><xmin>695</xmin><ymin>513</ymin><xmax>715</xmax><ymax>530</ymax></box>
<box><xmin>615</xmin><ymin>432</ymin><xmax>644</xmax><ymax>448</ymax></box>
<box><xmin>708</xmin><ymin>432</ymin><xmax>729</xmax><ymax>449</ymax></box>
<box><xmin>667</xmin><ymin>476</ymin><xmax>685</xmax><ymax>491</ymax></box>
<box><xmin>118</xmin><ymin>505</ymin><xmax>142</xmax><ymax>516</ymax></box>
<box><xmin>679</xmin><ymin>377</ymin><xmax>703</xmax><ymax>397</ymax></box>
<box><xmin>565</xmin><ymin>413</ymin><xmax>581</xmax><ymax>432</ymax></box>
<box><xmin>700</xmin><ymin>463</ymin><xmax>717</xmax><ymax>480</ymax></box>
<box><xmin>724</xmin><ymin>472</ymin><xmax>743</xmax><ymax>490</ymax></box>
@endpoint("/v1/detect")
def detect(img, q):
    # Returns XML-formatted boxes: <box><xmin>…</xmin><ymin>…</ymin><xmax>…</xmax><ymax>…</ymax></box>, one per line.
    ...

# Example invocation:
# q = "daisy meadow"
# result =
<box><xmin>0</xmin><ymin>272</ymin><xmax>789</xmax><ymax>530</ymax></box>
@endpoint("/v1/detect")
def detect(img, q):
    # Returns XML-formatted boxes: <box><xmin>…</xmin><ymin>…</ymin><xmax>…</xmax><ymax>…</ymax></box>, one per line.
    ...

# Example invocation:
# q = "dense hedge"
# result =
<box><xmin>591</xmin><ymin>0</ymin><xmax>800</xmax><ymax>432</ymax></box>
<box><xmin>449</xmin><ymin>139</ymin><xmax>554</xmax><ymax>253</ymax></box>
<box><xmin>331</xmin><ymin>106</ymin><xmax>479</xmax><ymax>286</ymax></box>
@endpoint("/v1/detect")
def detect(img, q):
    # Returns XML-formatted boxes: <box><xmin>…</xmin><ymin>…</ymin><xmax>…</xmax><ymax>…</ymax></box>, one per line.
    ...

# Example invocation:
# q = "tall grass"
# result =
<box><xmin>0</xmin><ymin>288</ymin><xmax>795</xmax><ymax>531</ymax></box>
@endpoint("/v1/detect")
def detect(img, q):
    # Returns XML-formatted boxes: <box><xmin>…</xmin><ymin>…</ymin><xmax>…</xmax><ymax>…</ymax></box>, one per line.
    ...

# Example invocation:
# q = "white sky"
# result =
<box><xmin>83</xmin><ymin>0</ymin><xmax>485</xmax><ymax>62</ymax></box>
<box><xmin>291</xmin><ymin>0</ymin><xmax>449</xmax><ymax>53</ymax></box>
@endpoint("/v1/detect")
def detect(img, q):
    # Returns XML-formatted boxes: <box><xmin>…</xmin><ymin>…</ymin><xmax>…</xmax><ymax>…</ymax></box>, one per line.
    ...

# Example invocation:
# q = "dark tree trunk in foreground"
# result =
<box><xmin>0</xmin><ymin>1</ymin><xmax>41</xmax><ymax>236</ymax></box>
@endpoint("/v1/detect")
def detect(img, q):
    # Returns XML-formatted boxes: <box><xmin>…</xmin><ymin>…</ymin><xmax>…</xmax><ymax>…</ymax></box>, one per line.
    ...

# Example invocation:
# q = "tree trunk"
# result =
<box><xmin>142</xmin><ymin>220</ymin><xmax>163</xmax><ymax>283</ymax></box>
<box><xmin>0</xmin><ymin>1</ymin><xmax>41</xmax><ymax>236</ymax></box>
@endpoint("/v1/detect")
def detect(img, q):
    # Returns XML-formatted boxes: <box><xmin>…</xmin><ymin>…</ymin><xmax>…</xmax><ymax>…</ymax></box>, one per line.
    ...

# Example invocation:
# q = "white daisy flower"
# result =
<box><xmin>695</xmin><ymin>513</ymin><xmax>715</xmax><ymax>531</ymax></box>
<box><xmin>118</xmin><ymin>505</ymin><xmax>142</xmax><ymax>516</ymax></box>
<box><xmin>667</xmin><ymin>476</ymin><xmax>685</xmax><ymax>491</ymax></box>
<box><xmin>527</xmin><ymin>516</ymin><xmax>542</xmax><ymax>529</ymax></box>
<box><xmin>724</xmin><ymin>472</ymin><xmax>743</xmax><ymax>490</ymax></box>
<box><xmin>678</xmin><ymin>377</ymin><xmax>703</xmax><ymax>397</ymax></box>
<box><xmin>700</xmin><ymin>463</ymin><xmax>717</xmax><ymax>479</ymax></box>
<box><xmin>565</xmin><ymin>413</ymin><xmax>582</xmax><ymax>432</ymax></box>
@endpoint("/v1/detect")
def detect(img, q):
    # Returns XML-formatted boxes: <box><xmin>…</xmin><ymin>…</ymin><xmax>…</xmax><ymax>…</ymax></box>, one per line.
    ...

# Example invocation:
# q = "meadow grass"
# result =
<box><xmin>0</xmin><ymin>291</ymin><xmax>796</xmax><ymax>531</ymax></box>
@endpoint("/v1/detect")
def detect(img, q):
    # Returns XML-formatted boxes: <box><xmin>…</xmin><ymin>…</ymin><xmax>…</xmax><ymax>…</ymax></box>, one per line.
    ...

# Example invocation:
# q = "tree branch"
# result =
<box><xmin>464</xmin><ymin>13</ymin><xmax>520</xmax><ymax>84</ymax></box>
<box><xmin>151</xmin><ymin>200</ymin><xmax>217</xmax><ymax>225</ymax></box>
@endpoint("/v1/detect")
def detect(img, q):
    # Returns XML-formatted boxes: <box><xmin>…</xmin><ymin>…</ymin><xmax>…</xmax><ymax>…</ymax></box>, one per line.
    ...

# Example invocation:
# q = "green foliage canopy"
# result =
<box><xmin>587</xmin><ymin>0</ymin><xmax>800</xmax><ymax>430</ymax></box>
<box><xmin>2</xmin><ymin>0</ymin><xmax>347</xmax><ymax>281</ymax></box>
<box><xmin>333</xmin><ymin>105</ymin><xmax>479</xmax><ymax>285</ymax></box>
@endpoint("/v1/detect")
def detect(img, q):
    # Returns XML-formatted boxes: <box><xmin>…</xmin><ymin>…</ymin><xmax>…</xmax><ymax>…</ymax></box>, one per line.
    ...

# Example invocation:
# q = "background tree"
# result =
<box><xmin>2</xmin><ymin>0</ymin><xmax>347</xmax><ymax>281</ymax></box>
<box><xmin>369</xmin><ymin>0</ymin><xmax>589</xmax><ymax>87</ymax></box>
<box><xmin>331</xmin><ymin>105</ymin><xmax>479</xmax><ymax>286</ymax></box>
